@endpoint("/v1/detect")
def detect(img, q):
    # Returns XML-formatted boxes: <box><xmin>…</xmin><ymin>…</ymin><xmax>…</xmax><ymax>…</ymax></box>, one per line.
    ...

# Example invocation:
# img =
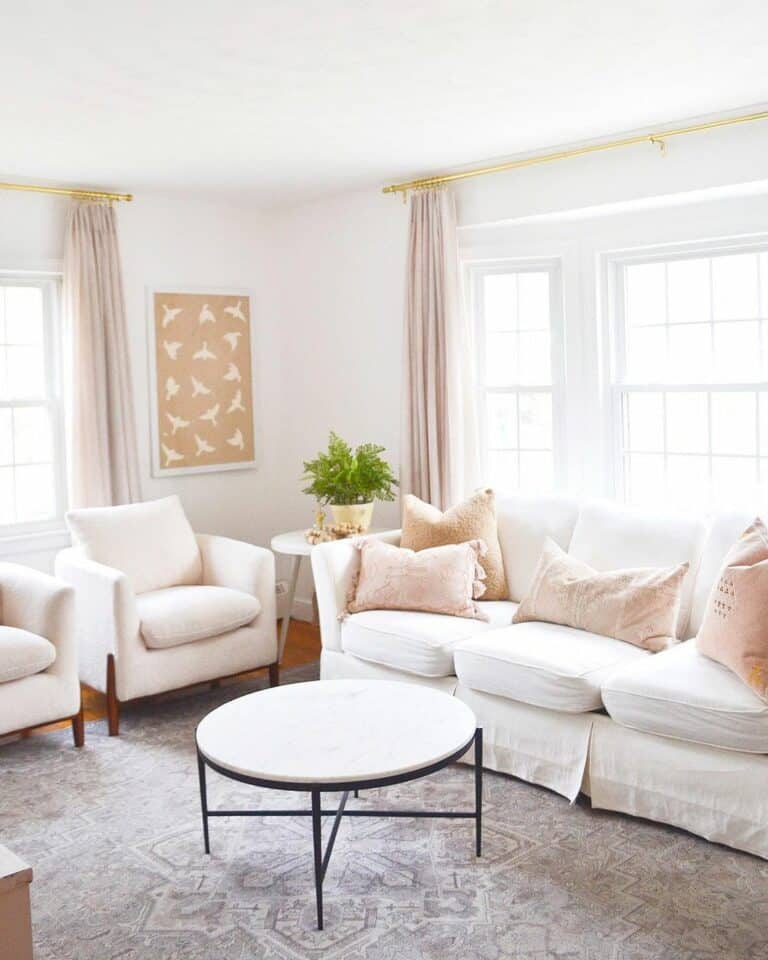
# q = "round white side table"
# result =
<box><xmin>270</xmin><ymin>528</ymin><xmax>383</xmax><ymax>661</ymax></box>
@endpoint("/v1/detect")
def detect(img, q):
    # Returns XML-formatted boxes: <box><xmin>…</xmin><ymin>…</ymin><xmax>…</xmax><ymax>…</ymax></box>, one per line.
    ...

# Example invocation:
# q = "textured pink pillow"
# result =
<box><xmin>697</xmin><ymin>518</ymin><xmax>768</xmax><ymax>702</ymax></box>
<box><xmin>346</xmin><ymin>537</ymin><xmax>489</xmax><ymax>621</ymax></box>
<box><xmin>513</xmin><ymin>538</ymin><xmax>689</xmax><ymax>651</ymax></box>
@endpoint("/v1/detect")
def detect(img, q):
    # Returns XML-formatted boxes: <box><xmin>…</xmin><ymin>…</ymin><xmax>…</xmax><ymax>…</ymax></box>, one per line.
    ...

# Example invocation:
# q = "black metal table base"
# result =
<box><xmin>196</xmin><ymin>727</ymin><xmax>483</xmax><ymax>930</ymax></box>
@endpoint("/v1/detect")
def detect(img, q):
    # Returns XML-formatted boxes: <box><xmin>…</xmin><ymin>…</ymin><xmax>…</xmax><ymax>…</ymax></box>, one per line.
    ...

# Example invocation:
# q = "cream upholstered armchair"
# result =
<box><xmin>0</xmin><ymin>562</ymin><xmax>82</xmax><ymax>746</ymax></box>
<box><xmin>55</xmin><ymin>495</ymin><xmax>277</xmax><ymax>736</ymax></box>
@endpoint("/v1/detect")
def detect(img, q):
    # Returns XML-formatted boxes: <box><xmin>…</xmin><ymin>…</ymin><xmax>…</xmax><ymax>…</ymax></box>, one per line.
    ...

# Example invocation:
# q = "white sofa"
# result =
<box><xmin>56</xmin><ymin>496</ymin><xmax>277</xmax><ymax>736</ymax></box>
<box><xmin>0</xmin><ymin>563</ymin><xmax>82</xmax><ymax>746</ymax></box>
<box><xmin>312</xmin><ymin>495</ymin><xmax>768</xmax><ymax>860</ymax></box>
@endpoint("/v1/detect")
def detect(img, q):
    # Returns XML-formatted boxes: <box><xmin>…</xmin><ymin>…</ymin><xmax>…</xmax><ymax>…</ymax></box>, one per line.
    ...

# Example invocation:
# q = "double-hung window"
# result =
<box><xmin>0</xmin><ymin>275</ymin><xmax>66</xmax><ymax>530</ymax></box>
<box><xmin>612</xmin><ymin>244</ymin><xmax>768</xmax><ymax>510</ymax></box>
<box><xmin>470</xmin><ymin>261</ymin><xmax>563</xmax><ymax>493</ymax></box>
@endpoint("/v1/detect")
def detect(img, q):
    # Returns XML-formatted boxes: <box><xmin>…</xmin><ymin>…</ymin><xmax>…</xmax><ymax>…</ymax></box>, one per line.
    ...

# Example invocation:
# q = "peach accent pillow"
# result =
<box><xmin>697</xmin><ymin>519</ymin><xmax>768</xmax><ymax>702</ymax></box>
<box><xmin>346</xmin><ymin>537</ymin><xmax>489</xmax><ymax>621</ymax></box>
<box><xmin>400</xmin><ymin>489</ymin><xmax>508</xmax><ymax>600</ymax></box>
<box><xmin>513</xmin><ymin>538</ymin><xmax>689</xmax><ymax>651</ymax></box>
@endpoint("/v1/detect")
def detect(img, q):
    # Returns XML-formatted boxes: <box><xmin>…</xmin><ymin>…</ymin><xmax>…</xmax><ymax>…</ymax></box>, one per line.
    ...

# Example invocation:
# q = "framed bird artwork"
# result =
<box><xmin>147</xmin><ymin>288</ymin><xmax>257</xmax><ymax>476</ymax></box>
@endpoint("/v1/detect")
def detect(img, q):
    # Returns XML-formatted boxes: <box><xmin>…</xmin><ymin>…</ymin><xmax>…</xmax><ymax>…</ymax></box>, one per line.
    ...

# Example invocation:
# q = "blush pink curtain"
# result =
<box><xmin>401</xmin><ymin>188</ymin><xmax>478</xmax><ymax>510</ymax></box>
<box><xmin>63</xmin><ymin>202</ymin><xmax>141</xmax><ymax>508</ymax></box>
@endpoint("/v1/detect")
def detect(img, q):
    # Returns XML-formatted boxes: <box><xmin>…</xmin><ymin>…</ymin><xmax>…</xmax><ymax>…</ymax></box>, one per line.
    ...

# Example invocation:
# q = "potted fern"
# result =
<box><xmin>301</xmin><ymin>432</ymin><xmax>398</xmax><ymax>531</ymax></box>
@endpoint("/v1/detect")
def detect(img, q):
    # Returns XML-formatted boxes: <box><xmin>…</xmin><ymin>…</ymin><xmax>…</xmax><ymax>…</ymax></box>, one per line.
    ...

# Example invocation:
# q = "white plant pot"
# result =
<box><xmin>330</xmin><ymin>502</ymin><xmax>375</xmax><ymax>531</ymax></box>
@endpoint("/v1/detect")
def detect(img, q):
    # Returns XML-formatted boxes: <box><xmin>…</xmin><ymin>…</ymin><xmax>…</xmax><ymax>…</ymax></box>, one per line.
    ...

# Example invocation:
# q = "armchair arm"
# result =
<box><xmin>196</xmin><ymin>534</ymin><xmax>276</xmax><ymax>624</ymax></box>
<box><xmin>0</xmin><ymin>562</ymin><xmax>76</xmax><ymax>680</ymax></box>
<box><xmin>55</xmin><ymin>547</ymin><xmax>140</xmax><ymax>693</ymax></box>
<box><xmin>311</xmin><ymin>530</ymin><xmax>401</xmax><ymax>652</ymax></box>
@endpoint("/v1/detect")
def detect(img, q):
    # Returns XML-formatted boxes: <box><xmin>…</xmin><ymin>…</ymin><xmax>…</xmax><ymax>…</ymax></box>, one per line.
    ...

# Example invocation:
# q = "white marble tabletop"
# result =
<box><xmin>196</xmin><ymin>679</ymin><xmax>477</xmax><ymax>785</ymax></box>
<box><xmin>270</xmin><ymin>528</ymin><xmax>386</xmax><ymax>557</ymax></box>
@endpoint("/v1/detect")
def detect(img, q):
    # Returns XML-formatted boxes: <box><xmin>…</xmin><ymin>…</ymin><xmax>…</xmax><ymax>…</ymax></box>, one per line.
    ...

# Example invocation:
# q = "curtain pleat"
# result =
<box><xmin>401</xmin><ymin>188</ymin><xmax>479</xmax><ymax>509</ymax></box>
<box><xmin>63</xmin><ymin>202</ymin><xmax>141</xmax><ymax>507</ymax></box>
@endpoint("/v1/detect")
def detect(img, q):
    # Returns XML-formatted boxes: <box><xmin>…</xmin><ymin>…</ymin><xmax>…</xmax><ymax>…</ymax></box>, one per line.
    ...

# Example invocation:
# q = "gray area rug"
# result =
<box><xmin>2</xmin><ymin>663</ymin><xmax>767</xmax><ymax>960</ymax></box>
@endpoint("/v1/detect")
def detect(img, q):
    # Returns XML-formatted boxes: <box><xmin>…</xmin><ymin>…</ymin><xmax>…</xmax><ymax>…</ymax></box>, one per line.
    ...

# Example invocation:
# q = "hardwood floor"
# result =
<box><xmin>13</xmin><ymin>619</ymin><xmax>321</xmax><ymax>741</ymax></box>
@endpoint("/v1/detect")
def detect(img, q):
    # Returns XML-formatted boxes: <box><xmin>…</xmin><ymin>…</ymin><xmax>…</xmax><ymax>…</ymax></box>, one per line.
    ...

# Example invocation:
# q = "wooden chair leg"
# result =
<box><xmin>71</xmin><ymin>707</ymin><xmax>85</xmax><ymax>748</ymax></box>
<box><xmin>106</xmin><ymin>654</ymin><xmax>120</xmax><ymax>737</ymax></box>
<box><xmin>268</xmin><ymin>662</ymin><xmax>280</xmax><ymax>687</ymax></box>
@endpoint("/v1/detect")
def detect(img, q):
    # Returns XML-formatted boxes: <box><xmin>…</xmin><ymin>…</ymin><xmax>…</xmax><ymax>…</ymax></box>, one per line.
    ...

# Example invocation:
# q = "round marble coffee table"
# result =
<box><xmin>195</xmin><ymin>679</ymin><xmax>482</xmax><ymax>930</ymax></box>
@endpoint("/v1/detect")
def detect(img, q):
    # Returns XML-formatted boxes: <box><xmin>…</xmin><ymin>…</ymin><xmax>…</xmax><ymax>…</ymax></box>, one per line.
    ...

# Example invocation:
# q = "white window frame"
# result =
<box><xmin>0</xmin><ymin>271</ymin><xmax>67</xmax><ymax>536</ymax></box>
<box><xmin>604</xmin><ymin>235</ymin><xmax>768</xmax><ymax>505</ymax></box>
<box><xmin>466</xmin><ymin>257</ymin><xmax>567</xmax><ymax>492</ymax></box>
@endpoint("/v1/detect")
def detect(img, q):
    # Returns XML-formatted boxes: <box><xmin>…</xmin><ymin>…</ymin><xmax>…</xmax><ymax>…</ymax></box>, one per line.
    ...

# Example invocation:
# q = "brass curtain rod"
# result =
<box><xmin>382</xmin><ymin>109</ymin><xmax>768</xmax><ymax>197</ymax></box>
<box><xmin>0</xmin><ymin>181</ymin><xmax>132</xmax><ymax>202</ymax></box>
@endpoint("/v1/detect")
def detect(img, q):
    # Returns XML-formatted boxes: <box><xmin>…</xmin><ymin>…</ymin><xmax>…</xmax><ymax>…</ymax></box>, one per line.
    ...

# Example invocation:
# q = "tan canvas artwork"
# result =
<box><xmin>151</xmin><ymin>292</ymin><xmax>255</xmax><ymax>473</ymax></box>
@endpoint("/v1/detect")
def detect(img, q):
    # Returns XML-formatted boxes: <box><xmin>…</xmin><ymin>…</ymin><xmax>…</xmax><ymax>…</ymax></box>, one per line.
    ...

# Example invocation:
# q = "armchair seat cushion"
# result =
<box><xmin>0</xmin><ymin>627</ymin><xmax>56</xmax><ymax>683</ymax></box>
<box><xmin>136</xmin><ymin>586</ymin><xmax>261</xmax><ymax>650</ymax></box>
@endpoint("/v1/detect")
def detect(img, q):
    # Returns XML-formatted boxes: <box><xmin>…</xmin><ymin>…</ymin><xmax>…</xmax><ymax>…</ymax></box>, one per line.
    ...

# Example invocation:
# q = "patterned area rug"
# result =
<box><xmin>2</xmin><ymin>664</ymin><xmax>767</xmax><ymax>960</ymax></box>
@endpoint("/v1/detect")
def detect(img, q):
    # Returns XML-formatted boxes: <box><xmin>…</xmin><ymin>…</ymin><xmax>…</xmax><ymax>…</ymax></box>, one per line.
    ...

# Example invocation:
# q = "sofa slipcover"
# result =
<box><xmin>454</xmin><ymin>621</ymin><xmax>649</xmax><ymax>713</ymax></box>
<box><xmin>602</xmin><ymin>639</ymin><xmax>768</xmax><ymax>753</ymax></box>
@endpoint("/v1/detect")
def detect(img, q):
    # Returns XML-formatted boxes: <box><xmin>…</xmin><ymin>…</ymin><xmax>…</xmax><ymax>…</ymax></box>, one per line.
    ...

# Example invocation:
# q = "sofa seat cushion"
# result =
<box><xmin>136</xmin><ymin>585</ymin><xmax>261</xmax><ymax>650</ymax></box>
<box><xmin>341</xmin><ymin>601</ymin><xmax>518</xmax><ymax>677</ymax></box>
<box><xmin>0</xmin><ymin>627</ymin><xmax>56</xmax><ymax>683</ymax></box>
<box><xmin>454</xmin><ymin>621</ymin><xmax>649</xmax><ymax>713</ymax></box>
<box><xmin>602</xmin><ymin>639</ymin><xmax>768</xmax><ymax>753</ymax></box>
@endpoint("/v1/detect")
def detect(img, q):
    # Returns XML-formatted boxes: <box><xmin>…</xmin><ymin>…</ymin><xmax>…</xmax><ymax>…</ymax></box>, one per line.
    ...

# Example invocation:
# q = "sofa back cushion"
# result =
<box><xmin>568</xmin><ymin>500</ymin><xmax>706</xmax><ymax>638</ymax></box>
<box><xmin>66</xmin><ymin>495</ymin><xmax>202</xmax><ymax>594</ymax></box>
<box><xmin>495</xmin><ymin>494</ymin><xmax>580</xmax><ymax>602</ymax></box>
<box><xmin>689</xmin><ymin>510</ymin><xmax>756</xmax><ymax>637</ymax></box>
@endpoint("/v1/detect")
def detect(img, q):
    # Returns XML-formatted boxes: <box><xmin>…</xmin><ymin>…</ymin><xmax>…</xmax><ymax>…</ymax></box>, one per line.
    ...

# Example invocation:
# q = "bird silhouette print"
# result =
<box><xmin>227</xmin><ymin>389</ymin><xmax>245</xmax><ymax>414</ymax></box>
<box><xmin>161</xmin><ymin>444</ymin><xmax>184</xmax><ymax>467</ymax></box>
<box><xmin>194</xmin><ymin>434</ymin><xmax>216</xmax><ymax>456</ymax></box>
<box><xmin>223</xmin><ymin>331</ymin><xmax>242</xmax><ymax>352</ymax></box>
<box><xmin>223</xmin><ymin>362</ymin><xmax>241</xmax><ymax>383</ymax></box>
<box><xmin>226</xmin><ymin>427</ymin><xmax>245</xmax><ymax>451</ymax></box>
<box><xmin>161</xmin><ymin>305</ymin><xmax>182</xmax><ymax>328</ymax></box>
<box><xmin>191</xmin><ymin>376</ymin><xmax>212</xmax><ymax>397</ymax></box>
<box><xmin>223</xmin><ymin>300</ymin><xmax>246</xmax><ymax>322</ymax></box>
<box><xmin>199</xmin><ymin>403</ymin><xmax>220</xmax><ymax>428</ymax></box>
<box><xmin>198</xmin><ymin>303</ymin><xmax>216</xmax><ymax>325</ymax></box>
<box><xmin>163</xmin><ymin>340</ymin><xmax>183</xmax><ymax>360</ymax></box>
<box><xmin>193</xmin><ymin>342</ymin><xmax>217</xmax><ymax>361</ymax></box>
<box><xmin>166</xmin><ymin>412</ymin><xmax>190</xmax><ymax>435</ymax></box>
<box><xmin>165</xmin><ymin>376</ymin><xmax>180</xmax><ymax>401</ymax></box>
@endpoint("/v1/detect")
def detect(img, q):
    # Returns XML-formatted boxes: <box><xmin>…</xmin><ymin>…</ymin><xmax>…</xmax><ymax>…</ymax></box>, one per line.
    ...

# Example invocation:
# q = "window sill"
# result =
<box><xmin>0</xmin><ymin>526</ymin><xmax>70</xmax><ymax>559</ymax></box>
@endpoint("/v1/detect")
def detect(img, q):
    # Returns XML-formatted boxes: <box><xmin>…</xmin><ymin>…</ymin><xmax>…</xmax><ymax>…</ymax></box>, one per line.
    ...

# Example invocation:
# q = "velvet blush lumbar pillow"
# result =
<box><xmin>400</xmin><ymin>489</ymin><xmax>508</xmax><ymax>600</ymax></box>
<box><xmin>346</xmin><ymin>537</ymin><xmax>489</xmax><ymax>621</ymax></box>
<box><xmin>696</xmin><ymin>518</ymin><xmax>768</xmax><ymax>702</ymax></box>
<box><xmin>513</xmin><ymin>538</ymin><xmax>689</xmax><ymax>651</ymax></box>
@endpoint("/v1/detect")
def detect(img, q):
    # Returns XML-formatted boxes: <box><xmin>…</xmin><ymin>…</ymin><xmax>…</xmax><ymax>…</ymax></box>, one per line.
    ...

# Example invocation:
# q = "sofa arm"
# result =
<box><xmin>0</xmin><ymin>562</ymin><xmax>76</xmax><ymax>680</ymax></box>
<box><xmin>196</xmin><ymin>534</ymin><xmax>276</xmax><ymax>624</ymax></box>
<box><xmin>311</xmin><ymin>530</ymin><xmax>401</xmax><ymax>652</ymax></box>
<box><xmin>55</xmin><ymin>547</ymin><xmax>140</xmax><ymax>692</ymax></box>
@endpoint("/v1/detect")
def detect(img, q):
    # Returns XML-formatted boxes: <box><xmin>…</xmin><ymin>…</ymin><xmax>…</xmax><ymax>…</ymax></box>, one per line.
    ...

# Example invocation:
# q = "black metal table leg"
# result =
<box><xmin>197</xmin><ymin>750</ymin><xmax>210</xmax><ymax>854</ymax></box>
<box><xmin>311</xmin><ymin>789</ymin><xmax>324</xmax><ymax>929</ymax></box>
<box><xmin>474</xmin><ymin>728</ymin><xmax>483</xmax><ymax>857</ymax></box>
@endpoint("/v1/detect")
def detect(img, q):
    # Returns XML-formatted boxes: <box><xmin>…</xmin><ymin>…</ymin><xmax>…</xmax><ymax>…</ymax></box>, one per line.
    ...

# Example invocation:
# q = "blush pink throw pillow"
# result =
<box><xmin>697</xmin><ymin>518</ymin><xmax>768</xmax><ymax>702</ymax></box>
<box><xmin>513</xmin><ymin>538</ymin><xmax>689</xmax><ymax>652</ymax></box>
<box><xmin>346</xmin><ymin>537</ymin><xmax>489</xmax><ymax>621</ymax></box>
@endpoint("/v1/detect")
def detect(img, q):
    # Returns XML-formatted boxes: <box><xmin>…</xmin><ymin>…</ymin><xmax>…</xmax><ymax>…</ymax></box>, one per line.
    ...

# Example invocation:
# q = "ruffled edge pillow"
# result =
<box><xmin>344</xmin><ymin>537</ymin><xmax>489</xmax><ymax>621</ymax></box>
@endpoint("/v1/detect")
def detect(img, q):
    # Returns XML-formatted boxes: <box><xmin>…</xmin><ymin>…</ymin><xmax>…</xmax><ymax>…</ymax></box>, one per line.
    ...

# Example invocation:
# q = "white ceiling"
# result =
<box><xmin>2</xmin><ymin>1</ymin><xmax>768</xmax><ymax>206</ymax></box>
